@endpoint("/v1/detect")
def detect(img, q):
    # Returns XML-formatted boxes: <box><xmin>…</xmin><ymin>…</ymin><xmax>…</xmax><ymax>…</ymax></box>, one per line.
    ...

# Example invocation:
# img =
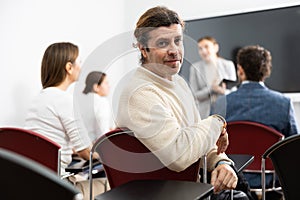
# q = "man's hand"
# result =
<box><xmin>216</xmin><ymin>129</ymin><xmax>229</xmax><ymax>154</ymax></box>
<box><xmin>210</xmin><ymin>163</ymin><xmax>238</xmax><ymax>193</ymax></box>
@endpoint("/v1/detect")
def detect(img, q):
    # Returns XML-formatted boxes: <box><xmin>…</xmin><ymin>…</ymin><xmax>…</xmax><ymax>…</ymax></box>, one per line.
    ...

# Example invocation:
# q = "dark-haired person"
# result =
<box><xmin>82</xmin><ymin>71</ymin><xmax>115</xmax><ymax>143</ymax></box>
<box><xmin>189</xmin><ymin>36</ymin><xmax>237</xmax><ymax>119</ymax></box>
<box><xmin>212</xmin><ymin>45</ymin><xmax>299</xmax><ymax>195</ymax></box>
<box><xmin>25</xmin><ymin>42</ymin><xmax>105</xmax><ymax>199</ymax></box>
<box><xmin>213</xmin><ymin>45</ymin><xmax>298</xmax><ymax>138</ymax></box>
<box><xmin>116</xmin><ymin>6</ymin><xmax>242</xmax><ymax>196</ymax></box>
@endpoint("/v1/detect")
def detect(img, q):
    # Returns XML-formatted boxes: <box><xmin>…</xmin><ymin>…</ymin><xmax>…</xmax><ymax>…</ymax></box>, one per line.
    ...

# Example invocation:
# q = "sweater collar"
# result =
<box><xmin>137</xmin><ymin>66</ymin><xmax>177</xmax><ymax>88</ymax></box>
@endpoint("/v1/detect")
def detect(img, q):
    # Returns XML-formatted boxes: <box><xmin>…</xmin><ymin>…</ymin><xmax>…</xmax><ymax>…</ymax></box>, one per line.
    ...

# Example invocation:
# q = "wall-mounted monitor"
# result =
<box><xmin>181</xmin><ymin>5</ymin><xmax>300</xmax><ymax>93</ymax></box>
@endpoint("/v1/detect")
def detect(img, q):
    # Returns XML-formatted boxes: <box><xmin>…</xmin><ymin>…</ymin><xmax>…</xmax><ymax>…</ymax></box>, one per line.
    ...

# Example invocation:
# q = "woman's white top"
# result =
<box><xmin>25</xmin><ymin>87</ymin><xmax>91</xmax><ymax>175</ymax></box>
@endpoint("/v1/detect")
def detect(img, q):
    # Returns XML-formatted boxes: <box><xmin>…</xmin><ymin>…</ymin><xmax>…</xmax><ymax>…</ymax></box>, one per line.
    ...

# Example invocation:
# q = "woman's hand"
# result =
<box><xmin>212</xmin><ymin>82</ymin><xmax>226</xmax><ymax>95</ymax></box>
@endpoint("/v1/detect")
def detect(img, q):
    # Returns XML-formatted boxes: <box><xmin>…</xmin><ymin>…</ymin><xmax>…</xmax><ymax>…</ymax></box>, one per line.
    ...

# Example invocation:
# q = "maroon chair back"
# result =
<box><xmin>92</xmin><ymin>128</ymin><xmax>201</xmax><ymax>189</ymax></box>
<box><xmin>0</xmin><ymin>127</ymin><xmax>61</xmax><ymax>174</ymax></box>
<box><xmin>226</xmin><ymin>121</ymin><xmax>284</xmax><ymax>171</ymax></box>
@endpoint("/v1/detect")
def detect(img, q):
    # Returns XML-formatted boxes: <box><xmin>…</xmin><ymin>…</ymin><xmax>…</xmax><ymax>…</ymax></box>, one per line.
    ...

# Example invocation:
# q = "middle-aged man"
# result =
<box><xmin>116</xmin><ymin>6</ymin><xmax>249</xmax><ymax>198</ymax></box>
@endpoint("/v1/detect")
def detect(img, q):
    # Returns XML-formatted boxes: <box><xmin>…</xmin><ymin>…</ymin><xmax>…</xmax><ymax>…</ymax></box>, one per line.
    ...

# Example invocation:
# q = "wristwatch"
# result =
<box><xmin>216</xmin><ymin>160</ymin><xmax>233</xmax><ymax>168</ymax></box>
<box><xmin>211</xmin><ymin>114</ymin><xmax>227</xmax><ymax>133</ymax></box>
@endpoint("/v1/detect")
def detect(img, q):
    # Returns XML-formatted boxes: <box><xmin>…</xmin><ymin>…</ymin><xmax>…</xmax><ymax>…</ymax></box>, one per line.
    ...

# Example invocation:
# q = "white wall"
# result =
<box><xmin>0</xmin><ymin>0</ymin><xmax>125</xmax><ymax>127</ymax></box>
<box><xmin>1</xmin><ymin>0</ymin><xmax>300</xmax><ymax>127</ymax></box>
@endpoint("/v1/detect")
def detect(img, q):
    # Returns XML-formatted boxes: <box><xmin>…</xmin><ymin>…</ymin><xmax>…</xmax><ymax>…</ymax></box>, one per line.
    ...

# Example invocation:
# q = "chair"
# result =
<box><xmin>262</xmin><ymin>134</ymin><xmax>300</xmax><ymax>200</ymax></box>
<box><xmin>225</xmin><ymin>121</ymin><xmax>284</xmax><ymax>192</ymax></box>
<box><xmin>0</xmin><ymin>147</ymin><xmax>83</xmax><ymax>200</ymax></box>
<box><xmin>0</xmin><ymin>127</ymin><xmax>61</xmax><ymax>175</ymax></box>
<box><xmin>89</xmin><ymin>128</ymin><xmax>201</xmax><ymax>200</ymax></box>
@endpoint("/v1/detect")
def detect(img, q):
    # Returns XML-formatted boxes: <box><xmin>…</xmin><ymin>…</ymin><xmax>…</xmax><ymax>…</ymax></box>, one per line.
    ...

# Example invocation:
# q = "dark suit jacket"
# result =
<box><xmin>211</xmin><ymin>82</ymin><xmax>299</xmax><ymax>137</ymax></box>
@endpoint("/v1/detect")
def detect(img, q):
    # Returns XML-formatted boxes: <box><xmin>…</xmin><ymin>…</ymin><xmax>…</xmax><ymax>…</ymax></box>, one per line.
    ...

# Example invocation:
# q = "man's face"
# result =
<box><xmin>141</xmin><ymin>24</ymin><xmax>184</xmax><ymax>81</ymax></box>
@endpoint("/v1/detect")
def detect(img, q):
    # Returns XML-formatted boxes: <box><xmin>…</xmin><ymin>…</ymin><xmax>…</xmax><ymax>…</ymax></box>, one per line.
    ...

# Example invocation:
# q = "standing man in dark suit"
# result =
<box><xmin>212</xmin><ymin>45</ymin><xmax>299</xmax><ymax>138</ymax></box>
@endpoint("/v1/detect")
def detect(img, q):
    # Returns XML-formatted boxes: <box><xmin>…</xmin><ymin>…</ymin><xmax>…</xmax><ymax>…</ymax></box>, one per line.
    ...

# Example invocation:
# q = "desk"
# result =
<box><xmin>95</xmin><ymin>180</ymin><xmax>213</xmax><ymax>200</ymax></box>
<box><xmin>228</xmin><ymin>154</ymin><xmax>254</xmax><ymax>172</ymax></box>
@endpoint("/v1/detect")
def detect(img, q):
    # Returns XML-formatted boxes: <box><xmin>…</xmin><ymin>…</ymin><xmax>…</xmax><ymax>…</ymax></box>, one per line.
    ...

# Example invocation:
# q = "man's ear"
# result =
<box><xmin>237</xmin><ymin>64</ymin><xmax>246</xmax><ymax>81</ymax></box>
<box><xmin>137</xmin><ymin>43</ymin><xmax>147</xmax><ymax>58</ymax></box>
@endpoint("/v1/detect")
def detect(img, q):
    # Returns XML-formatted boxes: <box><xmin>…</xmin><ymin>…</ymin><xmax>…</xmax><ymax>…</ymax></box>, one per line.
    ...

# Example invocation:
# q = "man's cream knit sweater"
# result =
<box><xmin>117</xmin><ymin>67</ymin><xmax>231</xmax><ymax>172</ymax></box>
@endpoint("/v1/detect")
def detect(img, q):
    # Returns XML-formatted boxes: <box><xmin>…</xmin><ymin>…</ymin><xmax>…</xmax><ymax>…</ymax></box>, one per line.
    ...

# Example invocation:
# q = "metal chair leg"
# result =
<box><xmin>202</xmin><ymin>154</ymin><xmax>207</xmax><ymax>184</ymax></box>
<box><xmin>202</xmin><ymin>154</ymin><xmax>211</xmax><ymax>200</ymax></box>
<box><xmin>262</xmin><ymin>158</ymin><xmax>266</xmax><ymax>200</ymax></box>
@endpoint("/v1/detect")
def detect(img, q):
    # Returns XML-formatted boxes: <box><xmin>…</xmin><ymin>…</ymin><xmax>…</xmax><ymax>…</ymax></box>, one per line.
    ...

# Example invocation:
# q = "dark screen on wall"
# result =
<box><xmin>180</xmin><ymin>5</ymin><xmax>300</xmax><ymax>93</ymax></box>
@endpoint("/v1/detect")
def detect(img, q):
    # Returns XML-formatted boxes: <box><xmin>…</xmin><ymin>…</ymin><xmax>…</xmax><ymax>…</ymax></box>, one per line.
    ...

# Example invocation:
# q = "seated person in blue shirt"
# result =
<box><xmin>211</xmin><ymin>44</ymin><xmax>299</xmax><ymax>189</ymax></box>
